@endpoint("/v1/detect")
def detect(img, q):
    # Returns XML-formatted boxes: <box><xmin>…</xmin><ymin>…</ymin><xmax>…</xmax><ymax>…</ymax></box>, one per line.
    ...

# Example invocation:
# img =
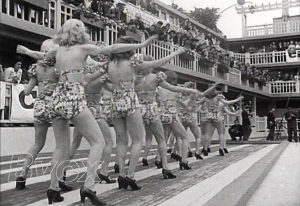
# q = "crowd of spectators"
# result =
<box><xmin>238</xmin><ymin>40</ymin><xmax>300</xmax><ymax>58</ymax></box>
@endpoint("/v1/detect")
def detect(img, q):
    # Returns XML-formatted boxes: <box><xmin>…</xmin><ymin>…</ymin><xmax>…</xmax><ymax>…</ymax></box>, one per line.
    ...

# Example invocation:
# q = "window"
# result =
<box><xmin>169</xmin><ymin>16</ymin><xmax>174</xmax><ymax>24</ymax></box>
<box><xmin>161</xmin><ymin>12</ymin><xmax>166</xmax><ymax>20</ymax></box>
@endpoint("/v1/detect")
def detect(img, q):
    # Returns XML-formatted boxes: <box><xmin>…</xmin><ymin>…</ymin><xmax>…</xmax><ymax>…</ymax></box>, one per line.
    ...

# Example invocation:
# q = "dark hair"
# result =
<box><xmin>165</xmin><ymin>70</ymin><xmax>178</xmax><ymax>85</ymax></box>
<box><xmin>13</xmin><ymin>56</ymin><xmax>23</xmax><ymax>65</ymax></box>
<box><xmin>110</xmin><ymin>36</ymin><xmax>135</xmax><ymax>62</ymax></box>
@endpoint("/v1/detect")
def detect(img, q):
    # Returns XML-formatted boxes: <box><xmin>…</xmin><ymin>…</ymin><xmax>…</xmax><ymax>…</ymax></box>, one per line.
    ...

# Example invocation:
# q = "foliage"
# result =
<box><xmin>170</xmin><ymin>4</ymin><xmax>222</xmax><ymax>33</ymax></box>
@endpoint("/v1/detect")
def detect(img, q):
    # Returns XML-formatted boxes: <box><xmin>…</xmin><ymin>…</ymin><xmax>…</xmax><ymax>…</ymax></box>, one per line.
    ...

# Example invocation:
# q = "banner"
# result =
<box><xmin>10</xmin><ymin>84</ymin><xmax>38</xmax><ymax>122</ymax></box>
<box><xmin>0</xmin><ymin>81</ymin><xmax>6</xmax><ymax>110</ymax></box>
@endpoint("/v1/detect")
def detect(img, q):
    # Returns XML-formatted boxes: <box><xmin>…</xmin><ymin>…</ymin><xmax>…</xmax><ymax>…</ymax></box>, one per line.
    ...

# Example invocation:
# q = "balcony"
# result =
<box><xmin>232</xmin><ymin>50</ymin><xmax>300</xmax><ymax>67</ymax></box>
<box><xmin>245</xmin><ymin>20</ymin><xmax>300</xmax><ymax>37</ymax></box>
<box><xmin>269</xmin><ymin>80</ymin><xmax>300</xmax><ymax>94</ymax></box>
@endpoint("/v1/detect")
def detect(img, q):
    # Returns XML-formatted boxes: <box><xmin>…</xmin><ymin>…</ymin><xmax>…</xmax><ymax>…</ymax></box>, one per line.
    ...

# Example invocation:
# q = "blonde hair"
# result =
<box><xmin>53</xmin><ymin>19</ymin><xmax>90</xmax><ymax>46</ymax></box>
<box><xmin>40</xmin><ymin>39</ymin><xmax>59</xmax><ymax>52</ymax></box>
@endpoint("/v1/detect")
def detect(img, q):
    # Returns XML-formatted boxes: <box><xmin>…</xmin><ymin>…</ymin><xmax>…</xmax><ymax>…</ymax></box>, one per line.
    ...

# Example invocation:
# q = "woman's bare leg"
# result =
<box><xmin>148</xmin><ymin>121</ymin><xmax>169</xmax><ymax>170</ymax></box>
<box><xmin>113</xmin><ymin>118</ymin><xmax>128</xmax><ymax>177</ymax></box>
<box><xmin>126</xmin><ymin>111</ymin><xmax>145</xmax><ymax>178</ymax></box>
<box><xmin>189</xmin><ymin>122</ymin><xmax>201</xmax><ymax>154</ymax></box>
<box><xmin>71</xmin><ymin>108</ymin><xmax>105</xmax><ymax>191</ymax></box>
<box><xmin>170</xmin><ymin>121</ymin><xmax>189</xmax><ymax>162</ymax></box>
<box><xmin>69</xmin><ymin>128</ymin><xmax>83</xmax><ymax>161</ymax></box>
<box><xmin>98</xmin><ymin>119</ymin><xmax>114</xmax><ymax>176</ymax></box>
<box><xmin>20</xmin><ymin>123</ymin><xmax>49</xmax><ymax>178</ymax></box>
<box><xmin>143</xmin><ymin>127</ymin><xmax>153</xmax><ymax>160</ymax></box>
<box><xmin>49</xmin><ymin>119</ymin><xmax>70</xmax><ymax>191</ymax></box>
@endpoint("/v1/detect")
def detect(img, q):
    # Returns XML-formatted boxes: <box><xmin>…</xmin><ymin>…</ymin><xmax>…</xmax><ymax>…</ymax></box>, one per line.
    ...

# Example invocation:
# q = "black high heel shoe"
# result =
<box><xmin>59</xmin><ymin>181</ymin><xmax>73</xmax><ymax>191</ymax></box>
<box><xmin>155</xmin><ymin>160</ymin><xmax>163</xmax><ymax>169</ymax></box>
<box><xmin>98</xmin><ymin>173</ymin><xmax>116</xmax><ymax>184</ymax></box>
<box><xmin>195</xmin><ymin>153</ymin><xmax>203</xmax><ymax>160</ymax></box>
<box><xmin>167</xmin><ymin>148</ymin><xmax>172</xmax><ymax>153</ymax></box>
<box><xmin>188</xmin><ymin>151</ymin><xmax>193</xmax><ymax>158</ymax></box>
<box><xmin>114</xmin><ymin>164</ymin><xmax>119</xmax><ymax>173</ymax></box>
<box><xmin>207</xmin><ymin>147</ymin><xmax>211</xmax><ymax>153</ymax></box>
<box><xmin>142</xmin><ymin>158</ymin><xmax>149</xmax><ymax>166</ymax></box>
<box><xmin>179</xmin><ymin>161</ymin><xmax>191</xmax><ymax>170</ymax></box>
<box><xmin>171</xmin><ymin>153</ymin><xmax>178</xmax><ymax>160</ymax></box>
<box><xmin>219</xmin><ymin>148</ymin><xmax>224</xmax><ymax>156</ymax></box>
<box><xmin>117</xmin><ymin>176</ymin><xmax>127</xmax><ymax>189</ymax></box>
<box><xmin>80</xmin><ymin>186</ymin><xmax>106</xmax><ymax>205</ymax></box>
<box><xmin>162</xmin><ymin>169</ymin><xmax>176</xmax><ymax>179</ymax></box>
<box><xmin>223</xmin><ymin>148</ymin><xmax>228</xmax><ymax>153</ymax></box>
<box><xmin>124</xmin><ymin>177</ymin><xmax>141</xmax><ymax>191</ymax></box>
<box><xmin>16</xmin><ymin>177</ymin><xmax>26</xmax><ymax>190</ymax></box>
<box><xmin>47</xmin><ymin>189</ymin><xmax>64</xmax><ymax>204</ymax></box>
<box><xmin>202</xmin><ymin>149</ymin><xmax>208</xmax><ymax>156</ymax></box>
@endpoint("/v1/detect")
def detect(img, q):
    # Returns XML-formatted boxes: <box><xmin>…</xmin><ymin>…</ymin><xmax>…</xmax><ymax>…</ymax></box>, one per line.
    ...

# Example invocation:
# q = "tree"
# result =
<box><xmin>189</xmin><ymin>7</ymin><xmax>222</xmax><ymax>33</ymax></box>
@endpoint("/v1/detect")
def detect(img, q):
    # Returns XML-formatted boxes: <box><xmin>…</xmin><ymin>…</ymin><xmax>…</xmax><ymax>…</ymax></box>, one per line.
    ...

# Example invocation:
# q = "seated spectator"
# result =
<box><xmin>271</xmin><ymin>42</ymin><xmax>277</xmax><ymax>51</ymax></box>
<box><xmin>296</xmin><ymin>42</ymin><xmax>300</xmax><ymax>49</ymax></box>
<box><xmin>283</xmin><ymin>42</ymin><xmax>288</xmax><ymax>50</ymax></box>
<box><xmin>228</xmin><ymin>120</ymin><xmax>244</xmax><ymax>141</ymax></box>
<box><xmin>294</xmin><ymin>72</ymin><xmax>300</xmax><ymax>80</ymax></box>
<box><xmin>183</xmin><ymin>38</ymin><xmax>192</xmax><ymax>49</ymax></box>
<box><xmin>190</xmin><ymin>38</ymin><xmax>199</xmax><ymax>51</ymax></box>
<box><xmin>115</xmin><ymin>2</ymin><xmax>127</xmax><ymax>23</ymax></box>
<box><xmin>0</xmin><ymin>64</ymin><xmax>4</xmax><ymax>81</ymax></box>
<box><xmin>91</xmin><ymin>0</ymin><xmax>102</xmax><ymax>15</ymax></box>
<box><xmin>147</xmin><ymin>0</ymin><xmax>159</xmax><ymax>16</ymax></box>
<box><xmin>4</xmin><ymin>56</ymin><xmax>23</xmax><ymax>84</ymax></box>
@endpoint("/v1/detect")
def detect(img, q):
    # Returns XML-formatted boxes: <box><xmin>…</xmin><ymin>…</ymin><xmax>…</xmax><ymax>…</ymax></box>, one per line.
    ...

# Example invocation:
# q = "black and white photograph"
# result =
<box><xmin>0</xmin><ymin>0</ymin><xmax>299</xmax><ymax>205</ymax></box>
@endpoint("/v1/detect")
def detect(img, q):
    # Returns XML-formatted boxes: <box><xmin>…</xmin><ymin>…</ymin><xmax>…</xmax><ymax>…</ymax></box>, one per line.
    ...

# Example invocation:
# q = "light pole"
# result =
<box><xmin>219</xmin><ymin>1</ymin><xmax>256</xmax><ymax>16</ymax></box>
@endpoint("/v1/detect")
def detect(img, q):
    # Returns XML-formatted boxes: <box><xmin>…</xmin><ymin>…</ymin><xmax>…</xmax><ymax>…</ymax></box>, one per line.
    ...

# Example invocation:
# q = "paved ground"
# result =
<box><xmin>0</xmin><ymin>136</ymin><xmax>299</xmax><ymax>206</ymax></box>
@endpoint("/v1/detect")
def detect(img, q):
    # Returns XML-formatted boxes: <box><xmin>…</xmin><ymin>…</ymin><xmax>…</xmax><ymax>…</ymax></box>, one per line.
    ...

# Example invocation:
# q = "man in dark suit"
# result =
<box><xmin>285</xmin><ymin>107</ymin><xmax>298</xmax><ymax>142</ymax></box>
<box><xmin>242</xmin><ymin>104</ymin><xmax>252</xmax><ymax>141</ymax></box>
<box><xmin>267</xmin><ymin>108</ymin><xmax>276</xmax><ymax>141</ymax></box>
<box><xmin>229</xmin><ymin>120</ymin><xmax>244</xmax><ymax>141</ymax></box>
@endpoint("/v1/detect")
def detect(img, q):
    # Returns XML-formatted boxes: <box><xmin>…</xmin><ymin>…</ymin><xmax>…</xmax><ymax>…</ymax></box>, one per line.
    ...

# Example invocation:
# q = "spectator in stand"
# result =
<box><xmin>180</xmin><ymin>18</ymin><xmax>189</xmax><ymax>30</ymax></box>
<box><xmin>147</xmin><ymin>24</ymin><xmax>158</xmax><ymax>36</ymax></box>
<box><xmin>242</xmin><ymin>104</ymin><xmax>252</xmax><ymax>141</ymax></box>
<box><xmin>289</xmin><ymin>40</ymin><xmax>295</xmax><ymax>49</ymax></box>
<box><xmin>190</xmin><ymin>38</ymin><xmax>199</xmax><ymax>51</ymax></box>
<box><xmin>228</xmin><ymin>120</ymin><xmax>244</xmax><ymax>141</ymax></box>
<box><xmin>271</xmin><ymin>42</ymin><xmax>277</xmax><ymax>51</ymax></box>
<box><xmin>173</xmin><ymin>31</ymin><xmax>183</xmax><ymax>46</ymax></box>
<box><xmin>296</xmin><ymin>41</ymin><xmax>300</xmax><ymax>49</ymax></box>
<box><xmin>278</xmin><ymin>42</ymin><xmax>284</xmax><ymax>51</ymax></box>
<box><xmin>283</xmin><ymin>73</ymin><xmax>291</xmax><ymax>81</ymax></box>
<box><xmin>0</xmin><ymin>64</ymin><xmax>4</xmax><ymax>81</ymax></box>
<box><xmin>239</xmin><ymin>45</ymin><xmax>246</xmax><ymax>54</ymax></box>
<box><xmin>285</xmin><ymin>107</ymin><xmax>298</xmax><ymax>142</ymax></box>
<box><xmin>147</xmin><ymin>0</ymin><xmax>159</xmax><ymax>16</ymax></box>
<box><xmin>283</xmin><ymin>42</ymin><xmax>288</xmax><ymax>50</ymax></box>
<box><xmin>168</xmin><ymin>30</ymin><xmax>176</xmax><ymax>43</ymax></box>
<box><xmin>115</xmin><ymin>2</ymin><xmax>127</xmax><ymax>23</ymax></box>
<box><xmin>157</xmin><ymin>21</ymin><xmax>163</xmax><ymax>29</ymax></box>
<box><xmin>276</xmin><ymin>71</ymin><xmax>283</xmax><ymax>81</ymax></box>
<box><xmin>267</xmin><ymin>108</ymin><xmax>276</xmax><ymax>141</ymax></box>
<box><xmin>158</xmin><ymin>26</ymin><xmax>168</xmax><ymax>41</ymax></box>
<box><xmin>139</xmin><ymin>0</ymin><xmax>148</xmax><ymax>10</ymax></box>
<box><xmin>294</xmin><ymin>72</ymin><xmax>300</xmax><ymax>80</ymax></box>
<box><xmin>205</xmin><ymin>33</ymin><xmax>213</xmax><ymax>46</ymax></box>
<box><xmin>102</xmin><ymin>0</ymin><xmax>115</xmax><ymax>19</ymax></box>
<box><xmin>4</xmin><ymin>56</ymin><xmax>23</xmax><ymax>84</ymax></box>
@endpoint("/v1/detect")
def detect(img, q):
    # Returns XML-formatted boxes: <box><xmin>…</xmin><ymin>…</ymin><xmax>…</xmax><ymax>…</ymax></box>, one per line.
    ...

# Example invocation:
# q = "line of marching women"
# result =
<box><xmin>14</xmin><ymin>19</ymin><xmax>243</xmax><ymax>206</ymax></box>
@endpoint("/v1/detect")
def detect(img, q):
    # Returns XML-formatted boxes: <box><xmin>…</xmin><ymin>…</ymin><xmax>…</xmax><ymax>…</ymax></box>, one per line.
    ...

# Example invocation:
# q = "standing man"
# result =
<box><xmin>267</xmin><ymin>108</ymin><xmax>276</xmax><ymax>141</ymax></box>
<box><xmin>242</xmin><ymin>104</ymin><xmax>252</xmax><ymax>141</ymax></box>
<box><xmin>285</xmin><ymin>107</ymin><xmax>298</xmax><ymax>142</ymax></box>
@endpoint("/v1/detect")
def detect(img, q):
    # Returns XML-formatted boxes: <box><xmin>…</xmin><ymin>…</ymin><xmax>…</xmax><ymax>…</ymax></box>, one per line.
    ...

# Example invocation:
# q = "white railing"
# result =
<box><xmin>245</xmin><ymin>20</ymin><xmax>300</xmax><ymax>37</ymax></box>
<box><xmin>123</xmin><ymin>1</ymin><xmax>181</xmax><ymax>32</ymax></box>
<box><xmin>269</xmin><ymin>80</ymin><xmax>300</xmax><ymax>94</ymax></box>
<box><xmin>228</xmin><ymin>67</ymin><xmax>242</xmax><ymax>85</ymax></box>
<box><xmin>249</xmin><ymin>51</ymin><xmax>287</xmax><ymax>65</ymax></box>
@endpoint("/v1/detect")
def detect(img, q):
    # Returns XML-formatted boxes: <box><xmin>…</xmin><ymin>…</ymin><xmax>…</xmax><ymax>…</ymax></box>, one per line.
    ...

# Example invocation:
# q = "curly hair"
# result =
<box><xmin>53</xmin><ymin>19</ymin><xmax>90</xmax><ymax>46</ymax></box>
<box><xmin>40</xmin><ymin>39</ymin><xmax>59</xmax><ymax>52</ymax></box>
<box><xmin>110</xmin><ymin>36</ymin><xmax>135</xmax><ymax>62</ymax></box>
